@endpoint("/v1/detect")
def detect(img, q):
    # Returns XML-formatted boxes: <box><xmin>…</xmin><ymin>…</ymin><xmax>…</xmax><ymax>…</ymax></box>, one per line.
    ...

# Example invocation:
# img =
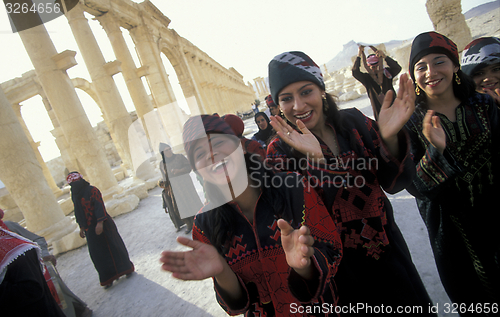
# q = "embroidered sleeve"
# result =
<box><xmin>413</xmin><ymin>143</ymin><xmax>459</xmax><ymax>199</ymax></box>
<box><xmin>192</xmin><ymin>218</ymin><xmax>250</xmax><ymax>315</ymax></box>
<box><xmin>364</xmin><ymin>115</ymin><xmax>415</xmax><ymax>193</ymax></box>
<box><xmin>405</xmin><ymin>116</ymin><xmax>459</xmax><ymax>200</ymax></box>
<box><xmin>90</xmin><ymin>187</ymin><xmax>108</xmax><ymax>223</ymax></box>
<box><xmin>288</xmin><ymin>177</ymin><xmax>342</xmax><ymax>303</ymax></box>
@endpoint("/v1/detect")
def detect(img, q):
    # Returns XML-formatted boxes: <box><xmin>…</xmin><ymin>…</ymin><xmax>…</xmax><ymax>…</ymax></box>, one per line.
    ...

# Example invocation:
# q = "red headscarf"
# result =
<box><xmin>66</xmin><ymin>172</ymin><xmax>83</xmax><ymax>184</ymax></box>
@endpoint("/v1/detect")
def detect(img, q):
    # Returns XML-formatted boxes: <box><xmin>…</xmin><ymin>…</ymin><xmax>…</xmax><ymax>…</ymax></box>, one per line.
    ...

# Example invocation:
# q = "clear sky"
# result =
<box><xmin>0</xmin><ymin>0</ymin><xmax>492</xmax><ymax>162</ymax></box>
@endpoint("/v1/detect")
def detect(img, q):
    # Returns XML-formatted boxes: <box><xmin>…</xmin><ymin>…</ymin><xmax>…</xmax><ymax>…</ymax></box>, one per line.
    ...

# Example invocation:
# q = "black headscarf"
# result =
<box><xmin>253</xmin><ymin>112</ymin><xmax>274</xmax><ymax>144</ymax></box>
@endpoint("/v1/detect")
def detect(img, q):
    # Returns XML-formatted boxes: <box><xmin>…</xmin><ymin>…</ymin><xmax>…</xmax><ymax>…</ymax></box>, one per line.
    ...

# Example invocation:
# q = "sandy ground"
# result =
<box><xmin>53</xmin><ymin>95</ymin><xmax>460</xmax><ymax>317</ymax></box>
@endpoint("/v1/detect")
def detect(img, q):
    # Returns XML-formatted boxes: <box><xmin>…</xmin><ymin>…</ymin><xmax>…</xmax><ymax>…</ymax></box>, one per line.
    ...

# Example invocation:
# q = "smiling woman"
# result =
<box><xmin>160</xmin><ymin>114</ymin><xmax>343</xmax><ymax>316</ymax></box>
<box><xmin>266</xmin><ymin>50</ymin><xmax>436</xmax><ymax>314</ymax></box>
<box><xmin>406</xmin><ymin>31</ymin><xmax>500</xmax><ymax>308</ymax></box>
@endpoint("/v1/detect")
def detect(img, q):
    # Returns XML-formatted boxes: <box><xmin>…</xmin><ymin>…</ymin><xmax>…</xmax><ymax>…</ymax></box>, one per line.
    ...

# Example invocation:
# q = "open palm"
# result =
<box><xmin>277</xmin><ymin>219</ymin><xmax>315</xmax><ymax>271</ymax></box>
<box><xmin>423</xmin><ymin>110</ymin><xmax>446</xmax><ymax>154</ymax></box>
<box><xmin>378</xmin><ymin>73</ymin><xmax>416</xmax><ymax>141</ymax></box>
<box><xmin>160</xmin><ymin>236</ymin><xmax>225</xmax><ymax>280</ymax></box>
<box><xmin>270</xmin><ymin>116</ymin><xmax>324</xmax><ymax>160</ymax></box>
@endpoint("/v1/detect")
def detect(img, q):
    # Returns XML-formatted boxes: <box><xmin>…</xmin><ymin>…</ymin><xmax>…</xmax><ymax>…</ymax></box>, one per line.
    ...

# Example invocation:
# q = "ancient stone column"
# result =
<box><xmin>36</xmin><ymin>85</ymin><xmax>81</xmax><ymax>174</ymax></box>
<box><xmin>14</xmin><ymin>21</ymin><xmax>118</xmax><ymax>194</ymax></box>
<box><xmin>178</xmin><ymin>49</ymin><xmax>207</xmax><ymax>115</ymax></box>
<box><xmin>11</xmin><ymin>103</ymin><xmax>63</xmax><ymax>197</ymax></box>
<box><xmin>64</xmin><ymin>4</ymin><xmax>133</xmax><ymax>170</ymax></box>
<box><xmin>97</xmin><ymin>12</ymin><xmax>155</xmax><ymax>121</ymax></box>
<box><xmin>0</xmin><ymin>86</ymin><xmax>80</xmax><ymax>251</ymax></box>
<box><xmin>426</xmin><ymin>0</ymin><xmax>472</xmax><ymax>51</ymax></box>
<box><xmin>129</xmin><ymin>23</ymin><xmax>184</xmax><ymax>146</ymax></box>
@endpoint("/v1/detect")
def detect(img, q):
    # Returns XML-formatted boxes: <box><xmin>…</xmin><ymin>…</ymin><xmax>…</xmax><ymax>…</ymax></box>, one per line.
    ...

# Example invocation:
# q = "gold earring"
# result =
<box><xmin>455</xmin><ymin>72</ymin><xmax>461</xmax><ymax>85</ymax></box>
<box><xmin>415</xmin><ymin>85</ymin><xmax>421</xmax><ymax>95</ymax></box>
<box><xmin>323</xmin><ymin>95</ymin><xmax>329</xmax><ymax>112</ymax></box>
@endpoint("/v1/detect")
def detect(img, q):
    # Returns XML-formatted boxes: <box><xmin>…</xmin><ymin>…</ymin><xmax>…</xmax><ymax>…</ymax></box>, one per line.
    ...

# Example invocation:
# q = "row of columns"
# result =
<box><xmin>184</xmin><ymin>52</ymin><xmax>255</xmax><ymax>115</ymax></box>
<box><xmin>253</xmin><ymin>77</ymin><xmax>269</xmax><ymax>100</ymax></box>
<box><xmin>0</xmin><ymin>1</ymin><xmax>256</xmax><ymax>248</ymax></box>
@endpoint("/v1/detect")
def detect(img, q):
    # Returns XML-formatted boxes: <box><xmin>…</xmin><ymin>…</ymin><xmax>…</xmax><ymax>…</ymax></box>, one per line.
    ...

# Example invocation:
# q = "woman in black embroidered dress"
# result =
<box><xmin>406</xmin><ymin>31</ymin><xmax>500</xmax><ymax>311</ymax></box>
<box><xmin>266</xmin><ymin>51</ymin><xmax>435</xmax><ymax>313</ymax></box>
<box><xmin>67</xmin><ymin>172</ymin><xmax>134</xmax><ymax>289</ymax></box>
<box><xmin>160</xmin><ymin>115</ymin><xmax>342</xmax><ymax>316</ymax></box>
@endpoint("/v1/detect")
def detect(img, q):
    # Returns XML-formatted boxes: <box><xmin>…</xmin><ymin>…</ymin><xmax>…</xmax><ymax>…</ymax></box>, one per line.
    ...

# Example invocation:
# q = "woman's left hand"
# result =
<box><xmin>95</xmin><ymin>221</ymin><xmax>104</xmax><ymax>235</ymax></box>
<box><xmin>270</xmin><ymin>116</ymin><xmax>324</xmax><ymax>162</ymax></box>
<box><xmin>278</xmin><ymin>219</ymin><xmax>315</xmax><ymax>279</ymax></box>
<box><xmin>378</xmin><ymin>73</ymin><xmax>415</xmax><ymax>141</ymax></box>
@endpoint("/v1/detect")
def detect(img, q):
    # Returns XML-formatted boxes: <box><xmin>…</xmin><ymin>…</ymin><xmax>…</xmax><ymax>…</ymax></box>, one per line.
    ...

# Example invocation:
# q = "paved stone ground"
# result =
<box><xmin>55</xmin><ymin>95</ymin><xmax>458</xmax><ymax>316</ymax></box>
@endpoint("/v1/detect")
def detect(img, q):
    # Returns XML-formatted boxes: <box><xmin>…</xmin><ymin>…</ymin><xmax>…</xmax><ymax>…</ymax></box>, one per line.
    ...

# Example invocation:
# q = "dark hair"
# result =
<box><xmin>415</xmin><ymin>69</ymin><xmax>477</xmax><ymax>108</ymax></box>
<box><xmin>203</xmin><ymin>152</ymin><xmax>284</xmax><ymax>255</ymax></box>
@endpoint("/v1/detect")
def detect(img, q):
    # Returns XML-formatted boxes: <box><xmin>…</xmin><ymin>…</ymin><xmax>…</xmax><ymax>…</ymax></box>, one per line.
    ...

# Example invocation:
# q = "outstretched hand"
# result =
<box><xmin>160</xmin><ymin>236</ymin><xmax>225</xmax><ymax>280</ymax></box>
<box><xmin>423</xmin><ymin>110</ymin><xmax>446</xmax><ymax>154</ymax></box>
<box><xmin>378</xmin><ymin>73</ymin><xmax>416</xmax><ymax>141</ymax></box>
<box><xmin>269</xmin><ymin>116</ymin><xmax>324</xmax><ymax>162</ymax></box>
<box><xmin>277</xmin><ymin>219</ymin><xmax>316</xmax><ymax>279</ymax></box>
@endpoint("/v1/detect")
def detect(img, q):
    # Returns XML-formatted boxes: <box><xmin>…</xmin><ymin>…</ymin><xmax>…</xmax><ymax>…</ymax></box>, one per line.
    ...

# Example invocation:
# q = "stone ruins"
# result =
<box><xmin>0</xmin><ymin>0</ymin><xmax>496</xmax><ymax>256</ymax></box>
<box><xmin>0</xmin><ymin>0</ymin><xmax>255</xmax><ymax>255</ymax></box>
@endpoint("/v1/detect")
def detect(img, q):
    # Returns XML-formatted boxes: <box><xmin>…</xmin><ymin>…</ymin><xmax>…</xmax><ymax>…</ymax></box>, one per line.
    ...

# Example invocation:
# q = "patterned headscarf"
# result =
<box><xmin>0</xmin><ymin>222</ymin><xmax>42</xmax><ymax>284</ymax></box>
<box><xmin>268</xmin><ymin>51</ymin><xmax>325</xmax><ymax>104</ymax></box>
<box><xmin>409</xmin><ymin>31</ymin><xmax>459</xmax><ymax>80</ymax></box>
<box><xmin>265</xmin><ymin>94</ymin><xmax>277</xmax><ymax>108</ymax></box>
<box><xmin>66</xmin><ymin>172</ymin><xmax>83</xmax><ymax>184</ymax></box>
<box><xmin>182</xmin><ymin>115</ymin><xmax>236</xmax><ymax>169</ymax></box>
<box><xmin>461</xmin><ymin>37</ymin><xmax>500</xmax><ymax>77</ymax></box>
<box><xmin>366</xmin><ymin>54</ymin><xmax>380</xmax><ymax>66</ymax></box>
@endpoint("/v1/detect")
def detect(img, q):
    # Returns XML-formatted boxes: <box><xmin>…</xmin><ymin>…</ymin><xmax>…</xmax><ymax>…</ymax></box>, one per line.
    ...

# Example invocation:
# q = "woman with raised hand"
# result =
<box><xmin>406</xmin><ymin>31</ymin><xmax>500</xmax><ymax>308</ymax></box>
<box><xmin>160</xmin><ymin>115</ymin><xmax>342</xmax><ymax>316</ymax></box>
<box><xmin>266</xmin><ymin>51</ymin><xmax>435</xmax><ymax>313</ymax></box>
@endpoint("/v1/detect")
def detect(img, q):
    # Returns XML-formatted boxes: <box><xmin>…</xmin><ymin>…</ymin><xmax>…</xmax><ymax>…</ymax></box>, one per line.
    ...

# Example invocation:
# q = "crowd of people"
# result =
<box><xmin>1</xmin><ymin>33</ymin><xmax>499</xmax><ymax>316</ymax></box>
<box><xmin>161</xmin><ymin>33</ymin><xmax>499</xmax><ymax>316</ymax></box>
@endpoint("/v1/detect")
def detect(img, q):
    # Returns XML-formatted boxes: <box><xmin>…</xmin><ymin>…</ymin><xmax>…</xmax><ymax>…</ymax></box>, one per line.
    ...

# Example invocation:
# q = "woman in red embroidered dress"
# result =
<box><xmin>265</xmin><ymin>51</ymin><xmax>435</xmax><ymax>313</ymax></box>
<box><xmin>160</xmin><ymin>115</ymin><xmax>342</xmax><ymax>316</ymax></box>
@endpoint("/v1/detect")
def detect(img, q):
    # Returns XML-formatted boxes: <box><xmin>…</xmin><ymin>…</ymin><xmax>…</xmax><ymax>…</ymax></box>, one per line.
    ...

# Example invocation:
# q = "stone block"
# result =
<box><xmin>114</xmin><ymin>170</ymin><xmax>126</xmax><ymax>182</ymax></box>
<box><xmin>58</xmin><ymin>197</ymin><xmax>74</xmax><ymax>216</ymax></box>
<box><xmin>105</xmin><ymin>194</ymin><xmax>140</xmax><ymax>218</ymax></box>
<box><xmin>117</xmin><ymin>182</ymin><xmax>149</xmax><ymax>200</ymax></box>
<box><xmin>51</xmin><ymin>228</ymin><xmax>87</xmax><ymax>256</ymax></box>
<box><xmin>145</xmin><ymin>175</ymin><xmax>161</xmax><ymax>190</ymax></box>
<box><xmin>339</xmin><ymin>91</ymin><xmax>362</xmax><ymax>102</ymax></box>
<box><xmin>2</xmin><ymin>207</ymin><xmax>23</xmax><ymax>222</ymax></box>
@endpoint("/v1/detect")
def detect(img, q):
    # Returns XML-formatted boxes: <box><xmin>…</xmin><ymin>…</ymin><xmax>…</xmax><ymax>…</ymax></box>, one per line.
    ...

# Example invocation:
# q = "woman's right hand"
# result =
<box><xmin>160</xmin><ymin>236</ymin><xmax>225</xmax><ymax>280</ymax></box>
<box><xmin>270</xmin><ymin>115</ymin><xmax>324</xmax><ymax>163</ymax></box>
<box><xmin>79</xmin><ymin>228</ymin><xmax>85</xmax><ymax>238</ymax></box>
